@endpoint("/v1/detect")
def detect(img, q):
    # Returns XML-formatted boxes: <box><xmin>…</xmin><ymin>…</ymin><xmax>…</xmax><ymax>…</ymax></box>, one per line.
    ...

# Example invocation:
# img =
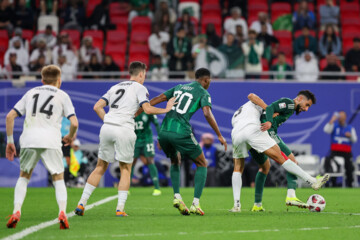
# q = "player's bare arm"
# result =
<box><xmin>142</xmin><ymin>97</ymin><xmax>177</xmax><ymax>115</ymax></box>
<box><xmin>5</xmin><ymin>109</ymin><xmax>19</xmax><ymax>161</ymax></box>
<box><xmin>93</xmin><ymin>98</ymin><xmax>107</xmax><ymax>121</ymax></box>
<box><xmin>135</xmin><ymin>93</ymin><xmax>168</xmax><ymax>117</ymax></box>
<box><xmin>62</xmin><ymin>116</ymin><xmax>79</xmax><ymax>146</ymax></box>
<box><xmin>202</xmin><ymin>106</ymin><xmax>227</xmax><ymax>151</ymax></box>
<box><xmin>248</xmin><ymin>93</ymin><xmax>268</xmax><ymax>110</ymax></box>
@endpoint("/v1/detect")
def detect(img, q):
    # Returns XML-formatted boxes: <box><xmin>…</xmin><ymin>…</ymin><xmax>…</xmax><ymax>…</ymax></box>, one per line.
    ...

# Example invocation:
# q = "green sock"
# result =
<box><xmin>287</xmin><ymin>172</ymin><xmax>297</xmax><ymax>190</ymax></box>
<box><xmin>254</xmin><ymin>171</ymin><xmax>267</xmax><ymax>204</ymax></box>
<box><xmin>194</xmin><ymin>167</ymin><xmax>207</xmax><ymax>199</ymax></box>
<box><xmin>148</xmin><ymin>163</ymin><xmax>160</xmax><ymax>190</ymax></box>
<box><xmin>170</xmin><ymin>165</ymin><xmax>180</xmax><ymax>194</ymax></box>
<box><xmin>130</xmin><ymin>165</ymin><xmax>135</xmax><ymax>180</ymax></box>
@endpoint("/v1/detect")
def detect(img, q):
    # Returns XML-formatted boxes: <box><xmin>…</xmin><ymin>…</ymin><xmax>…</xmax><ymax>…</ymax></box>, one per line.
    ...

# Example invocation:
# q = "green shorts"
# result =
<box><xmin>133</xmin><ymin>142</ymin><xmax>155</xmax><ymax>158</ymax></box>
<box><xmin>158</xmin><ymin>131</ymin><xmax>202</xmax><ymax>160</ymax></box>
<box><xmin>250</xmin><ymin>131</ymin><xmax>292</xmax><ymax>165</ymax></box>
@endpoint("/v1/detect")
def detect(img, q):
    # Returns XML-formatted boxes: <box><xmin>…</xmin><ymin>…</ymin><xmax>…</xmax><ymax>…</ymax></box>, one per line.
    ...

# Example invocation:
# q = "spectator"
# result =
<box><xmin>319</xmin><ymin>0</ymin><xmax>339</xmax><ymax>31</ymax></box>
<box><xmin>69</xmin><ymin>139</ymin><xmax>88</xmax><ymax>187</ymax></box>
<box><xmin>52</xmin><ymin>32</ymin><xmax>78</xmax><ymax>69</ymax></box>
<box><xmin>293</xmin><ymin>0</ymin><xmax>316</xmax><ymax>31</ymax></box>
<box><xmin>174</xmin><ymin>11</ymin><xmax>196</xmax><ymax>37</ymax></box>
<box><xmin>294</xmin><ymin>26</ymin><xmax>317</xmax><ymax>56</ymax></box>
<box><xmin>57</xmin><ymin>55</ymin><xmax>76</xmax><ymax>81</ymax></box>
<box><xmin>40</xmin><ymin>0</ymin><xmax>58</xmax><ymax>16</ymax></box>
<box><xmin>4</xmin><ymin>37</ymin><xmax>29</xmax><ymax>72</ymax></box>
<box><xmin>257</xmin><ymin>23</ymin><xmax>279</xmax><ymax>61</ymax></box>
<box><xmin>148</xmin><ymin>24</ymin><xmax>170</xmax><ymax>56</ymax></box>
<box><xmin>88</xmin><ymin>0</ymin><xmax>114</xmax><ymax>31</ymax></box>
<box><xmin>167</xmin><ymin>27</ymin><xmax>192</xmax><ymax>72</ymax></box>
<box><xmin>200</xmin><ymin>133</ymin><xmax>219</xmax><ymax>187</ymax></box>
<box><xmin>83</xmin><ymin>54</ymin><xmax>102</xmax><ymax>79</ymax></box>
<box><xmin>9</xmin><ymin>28</ymin><xmax>29</xmax><ymax>52</ymax></box>
<box><xmin>14</xmin><ymin>0</ymin><xmax>33</xmax><ymax>30</ymax></box>
<box><xmin>218</xmin><ymin>33</ymin><xmax>243</xmax><ymax>70</ymax></box>
<box><xmin>5</xmin><ymin>52</ymin><xmax>23</xmax><ymax>79</ymax></box>
<box><xmin>250</xmin><ymin>12</ymin><xmax>273</xmax><ymax>35</ymax></box>
<box><xmin>150</xmin><ymin>55</ymin><xmax>168</xmax><ymax>81</ymax></box>
<box><xmin>234</xmin><ymin>25</ymin><xmax>245</xmax><ymax>47</ymax></box>
<box><xmin>324</xmin><ymin>111</ymin><xmax>357</xmax><ymax>187</ymax></box>
<box><xmin>158</xmin><ymin>12</ymin><xmax>173</xmax><ymax>34</ymax></box>
<box><xmin>31</xmin><ymin>25</ymin><xmax>57</xmax><ymax>49</ymax></box>
<box><xmin>30</xmin><ymin>38</ymin><xmax>52</xmax><ymax>68</ymax></box>
<box><xmin>63</xmin><ymin>0</ymin><xmax>86</xmax><ymax>32</ymax></box>
<box><xmin>79</xmin><ymin>36</ymin><xmax>102</xmax><ymax>67</ymax></box>
<box><xmin>128</xmin><ymin>0</ymin><xmax>153</xmax><ymax>23</ymax></box>
<box><xmin>223</xmin><ymin>7</ymin><xmax>248</xmax><ymax>39</ymax></box>
<box><xmin>29</xmin><ymin>54</ymin><xmax>46</xmax><ymax>72</ymax></box>
<box><xmin>321</xmin><ymin>54</ymin><xmax>344</xmax><ymax>81</ymax></box>
<box><xmin>154</xmin><ymin>0</ymin><xmax>176</xmax><ymax>25</ymax></box>
<box><xmin>102</xmin><ymin>55</ymin><xmax>120</xmax><ymax>78</ymax></box>
<box><xmin>319</xmin><ymin>24</ymin><xmax>341</xmax><ymax>57</ymax></box>
<box><xmin>0</xmin><ymin>0</ymin><xmax>14</xmax><ymax>33</ymax></box>
<box><xmin>345</xmin><ymin>37</ymin><xmax>360</xmax><ymax>72</ymax></box>
<box><xmin>242</xmin><ymin>30</ymin><xmax>264</xmax><ymax>79</ymax></box>
<box><xmin>270</xmin><ymin>52</ymin><xmax>292</xmax><ymax>80</ymax></box>
<box><xmin>205</xmin><ymin>23</ymin><xmax>221</xmax><ymax>48</ymax></box>
<box><xmin>295</xmin><ymin>51</ymin><xmax>318</xmax><ymax>82</ymax></box>
<box><xmin>60</xmin><ymin>116</ymin><xmax>72</xmax><ymax>184</ymax></box>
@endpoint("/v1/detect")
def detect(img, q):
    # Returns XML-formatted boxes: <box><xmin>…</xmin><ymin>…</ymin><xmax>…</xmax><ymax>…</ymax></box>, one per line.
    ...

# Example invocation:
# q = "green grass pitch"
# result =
<box><xmin>1</xmin><ymin>187</ymin><xmax>360</xmax><ymax>240</ymax></box>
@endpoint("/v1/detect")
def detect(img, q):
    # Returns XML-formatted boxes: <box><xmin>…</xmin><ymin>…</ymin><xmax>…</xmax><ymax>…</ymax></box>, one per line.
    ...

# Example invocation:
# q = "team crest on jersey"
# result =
<box><xmin>288</xmin><ymin>104</ymin><xmax>295</xmax><ymax>109</ymax></box>
<box><xmin>279</xmin><ymin>103</ymin><xmax>286</xmax><ymax>109</ymax></box>
<box><xmin>142</xmin><ymin>114</ymin><xmax>148</xmax><ymax>121</ymax></box>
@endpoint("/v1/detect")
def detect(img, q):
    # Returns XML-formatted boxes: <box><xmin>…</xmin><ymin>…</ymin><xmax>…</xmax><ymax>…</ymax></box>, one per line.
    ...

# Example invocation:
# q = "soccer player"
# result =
<box><xmin>132</xmin><ymin>112</ymin><xmax>162</xmax><ymax>196</ymax></box>
<box><xmin>6</xmin><ymin>65</ymin><xmax>78</xmax><ymax>229</ymax></box>
<box><xmin>229</xmin><ymin>94</ymin><xmax>329</xmax><ymax>212</ymax></box>
<box><xmin>141</xmin><ymin>68</ymin><xmax>227</xmax><ymax>216</ymax></box>
<box><xmin>247</xmin><ymin>91</ymin><xmax>315</xmax><ymax>211</ymax></box>
<box><xmin>74</xmin><ymin>61</ymin><xmax>176</xmax><ymax>217</ymax></box>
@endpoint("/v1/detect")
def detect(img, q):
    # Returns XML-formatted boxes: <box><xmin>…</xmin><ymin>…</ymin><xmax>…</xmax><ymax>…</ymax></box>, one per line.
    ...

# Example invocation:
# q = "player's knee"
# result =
<box><xmin>20</xmin><ymin>171</ymin><xmax>32</xmax><ymax>180</ymax></box>
<box><xmin>52</xmin><ymin>172</ymin><xmax>64</xmax><ymax>181</ymax></box>
<box><xmin>146</xmin><ymin>158</ymin><xmax>154</xmax><ymax>165</ymax></box>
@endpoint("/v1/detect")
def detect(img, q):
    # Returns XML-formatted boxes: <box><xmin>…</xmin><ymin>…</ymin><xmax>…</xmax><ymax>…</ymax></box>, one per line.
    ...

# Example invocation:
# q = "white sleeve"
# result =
<box><xmin>62</xmin><ymin>93</ymin><xmax>76</xmax><ymax>119</ymax></box>
<box><xmin>148</xmin><ymin>35</ymin><xmax>157</xmax><ymax>55</ymax></box>
<box><xmin>351</xmin><ymin>127</ymin><xmax>358</xmax><ymax>143</ymax></box>
<box><xmin>30</xmin><ymin>50</ymin><xmax>38</xmax><ymax>62</ymax></box>
<box><xmin>323</xmin><ymin>123</ymin><xmax>334</xmax><ymax>134</ymax></box>
<box><xmin>13</xmin><ymin>92</ymin><xmax>29</xmax><ymax>116</ymax></box>
<box><xmin>136</xmin><ymin>85</ymin><xmax>149</xmax><ymax>107</ymax></box>
<box><xmin>101</xmin><ymin>89</ymin><xmax>111</xmax><ymax>106</ymax></box>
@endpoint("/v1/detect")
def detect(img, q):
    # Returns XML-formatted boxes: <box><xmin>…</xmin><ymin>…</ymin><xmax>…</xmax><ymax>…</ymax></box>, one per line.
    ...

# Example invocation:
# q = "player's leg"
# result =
<box><xmin>116</xmin><ymin>162</ymin><xmax>132</xmax><ymax>216</ymax></box>
<box><xmin>145</xmin><ymin>156</ymin><xmax>161</xmax><ymax>195</ymax></box>
<box><xmin>230</xmin><ymin>157</ymin><xmax>245</xmax><ymax>212</ymax></box>
<box><xmin>131</xmin><ymin>145</ymin><xmax>141</xmax><ymax>180</ymax></box>
<box><xmin>190</xmin><ymin>152</ymin><xmax>207</xmax><ymax>215</ymax></box>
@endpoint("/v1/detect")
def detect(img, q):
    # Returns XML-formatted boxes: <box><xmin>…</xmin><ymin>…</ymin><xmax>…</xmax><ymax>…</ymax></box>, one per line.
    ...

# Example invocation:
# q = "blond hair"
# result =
<box><xmin>41</xmin><ymin>65</ymin><xmax>61</xmax><ymax>85</ymax></box>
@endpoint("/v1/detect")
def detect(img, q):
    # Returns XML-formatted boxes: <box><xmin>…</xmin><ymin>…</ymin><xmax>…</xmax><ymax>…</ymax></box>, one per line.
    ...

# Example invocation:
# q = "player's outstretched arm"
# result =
<box><xmin>93</xmin><ymin>98</ymin><xmax>107</xmax><ymax>121</ymax></box>
<box><xmin>135</xmin><ymin>93</ymin><xmax>168</xmax><ymax>117</ymax></box>
<box><xmin>142</xmin><ymin>97</ymin><xmax>177</xmax><ymax>115</ymax></box>
<box><xmin>5</xmin><ymin>110</ymin><xmax>18</xmax><ymax>161</ymax></box>
<box><xmin>62</xmin><ymin>115</ymin><xmax>79</xmax><ymax>146</ymax></box>
<box><xmin>248</xmin><ymin>93</ymin><xmax>268</xmax><ymax>110</ymax></box>
<box><xmin>202</xmin><ymin>106</ymin><xmax>227</xmax><ymax>151</ymax></box>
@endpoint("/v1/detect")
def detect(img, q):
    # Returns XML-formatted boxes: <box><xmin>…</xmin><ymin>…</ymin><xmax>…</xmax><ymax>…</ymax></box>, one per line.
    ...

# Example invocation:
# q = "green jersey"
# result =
<box><xmin>161</xmin><ymin>81</ymin><xmax>212</xmax><ymax>135</ymax></box>
<box><xmin>134</xmin><ymin>112</ymin><xmax>160</xmax><ymax>146</ymax></box>
<box><xmin>260</xmin><ymin>98</ymin><xmax>295</xmax><ymax>133</ymax></box>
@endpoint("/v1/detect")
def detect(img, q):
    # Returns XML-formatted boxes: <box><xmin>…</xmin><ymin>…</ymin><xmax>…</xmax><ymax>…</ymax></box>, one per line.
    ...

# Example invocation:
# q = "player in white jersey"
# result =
<box><xmin>75</xmin><ymin>61</ymin><xmax>176</xmax><ymax>217</ymax></box>
<box><xmin>6</xmin><ymin>65</ymin><xmax>78</xmax><ymax>229</ymax></box>
<box><xmin>229</xmin><ymin>97</ymin><xmax>329</xmax><ymax>212</ymax></box>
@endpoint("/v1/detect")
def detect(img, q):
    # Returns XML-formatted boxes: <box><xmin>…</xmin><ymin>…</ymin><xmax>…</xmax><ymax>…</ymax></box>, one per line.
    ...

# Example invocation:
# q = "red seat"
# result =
<box><xmin>340</xmin><ymin>2</ymin><xmax>360</xmax><ymax>14</ymax></box>
<box><xmin>248</xmin><ymin>3</ymin><xmax>268</xmax><ymax>17</ymax></box>
<box><xmin>343</xmin><ymin>39</ymin><xmax>354</xmax><ymax>54</ymax></box>
<box><xmin>111</xmin><ymin>54</ymin><xmax>125</xmax><ymax>70</ymax></box>
<box><xmin>247</xmin><ymin>15</ymin><xmax>258</xmax><ymax>27</ymax></box>
<box><xmin>21</xmin><ymin>30</ymin><xmax>34</xmax><ymax>43</ymax></box>
<box><xmin>131</xmin><ymin>16</ymin><xmax>152</xmax><ymax>33</ymax></box>
<box><xmin>179</xmin><ymin>0</ymin><xmax>200</xmax><ymax>3</ymax></box>
<box><xmin>278</xmin><ymin>45</ymin><xmax>293</xmax><ymax>58</ymax></box>
<box><xmin>129</xmin><ymin>44</ymin><xmax>149</xmax><ymax>54</ymax></box>
<box><xmin>105</xmin><ymin>43</ymin><xmax>126</xmax><ymax>55</ymax></box>
<box><xmin>128</xmin><ymin>53</ymin><xmax>149</xmax><ymax>66</ymax></box>
<box><xmin>273</xmin><ymin>30</ymin><xmax>292</xmax><ymax>44</ymax></box>
<box><xmin>61</xmin><ymin>30</ymin><xmax>80</xmax><ymax>49</ymax></box>
<box><xmin>202</xmin><ymin>0</ymin><xmax>219</xmax><ymax>3</ymax></box>
<box><xmin>111</xmin><ymin>16</ymin><xmax>128</xmax><ymax>32</ymax></box>
<box><xmin>107</xmin><ymin>30</ymin><xmax>127</xmax><ymax>45</ymax></box>
<box><xmin>294</xmin><ymin>30</ymin><xmax>316</xmax><ymax>38</ymax></box>
<box><xmin>341</xmin><ymin>17</ymin><xmax>360</xmax><ymax>27</ymax></box>
<box><xmin>201</xmin><ymin>3</ymin><xmax>221</xmax><ymax>16</ymax></box>
<box><xmin>342</xmin><ymin>26</ymin><xmax>360</xmax><ymax>39</ymax></box>
<box><xmin>83</xmin><ymin>30</ymin><xmax>104</xmax><ymax>51</ymax></box>
<box><xmin>130</xmin><ymin>30</ymin><xmax>150</xmax><ymax>44</ymax></box>
<box><xmin>201</xmin><ymin>15</ymin><xmax>222</xmax><ymax>36</ymax></box>
<box><xmin>261</xmin><ymin>58</ymin><xmax>269</xmax><ymax>79</ymax></box>
<box><xmin>86</xmin><ymin>0</ymin><xmax>102</xmax><ymax>17</ymax></box>
<box><xmin>109</xmin><ymin>2</ymin><xmax>130</xmax><ymax>17</ymax></box>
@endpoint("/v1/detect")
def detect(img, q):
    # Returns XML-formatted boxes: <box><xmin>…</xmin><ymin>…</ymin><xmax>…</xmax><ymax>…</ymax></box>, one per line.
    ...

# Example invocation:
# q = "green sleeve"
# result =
<box><xmin>151</xmin><ymin>115</ymin><xmax>161</xmax><ymax>133</ymax></box>
<box><xmin>200</xmin><ymin>92</ymin><xmax>212</xmax><ymax>108</ymax></box>
<box><xmin>265</xmin><ymin>98</ymin><xmax>294</xmax><ymax>123</ymax></box>
<box><xmin>163</xmin><ymin>87</ymin><xmax>176</xmax><ymax>100</ymax></box>
<box><xmin>272</xmin><ymin>113</ymin><xmax>291</xmax><ymax>129</ymax></box>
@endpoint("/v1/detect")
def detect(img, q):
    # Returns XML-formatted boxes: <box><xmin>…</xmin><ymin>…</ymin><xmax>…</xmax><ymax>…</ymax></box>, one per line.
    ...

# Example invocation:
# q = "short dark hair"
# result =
<box><xmin>297</xmin><ymin>90</ymin><xmax>316</xmax><ymax>104</ymax></box>
<box><xmin>195</xmin><ymin>68</ymin><xmax>211</xmax><ymax>79</ymax></box>
<box><xmin>353</xmin><ymin>37</ymin><xmax>360</xmax><ymax>43</ymax></box>
<box><xmin>129</xmin><ymin>61</ymin><xmax>147</xmax><ymax>76</ymax></box>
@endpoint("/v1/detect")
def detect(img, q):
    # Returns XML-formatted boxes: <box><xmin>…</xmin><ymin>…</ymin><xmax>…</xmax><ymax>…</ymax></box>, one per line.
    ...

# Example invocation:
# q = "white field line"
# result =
<box><xmin>1</xmin><ymin>195</ymin><xmax>117</xmax><ymax>240</ymax></box>
<box><xmin>41</xmin><ymin>225</ymin><xmax>360</xmax><ymax>239</ymax></box>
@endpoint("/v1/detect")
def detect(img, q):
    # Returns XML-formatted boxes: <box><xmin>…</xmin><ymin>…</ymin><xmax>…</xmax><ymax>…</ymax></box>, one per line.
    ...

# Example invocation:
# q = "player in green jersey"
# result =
<box><xmin>132</xmin><ymin>112</ymin><xmax>162</xmax><ymax>196</ymax></box>
<box><xmin>139</xmin><ymin>68</ymin><xmax>227</xmax><ymax>216</ymax></box>
<box><xmin>247</xmin><ymin>90</ymin><xmax>316</xmax><ymax>212</ymax></box>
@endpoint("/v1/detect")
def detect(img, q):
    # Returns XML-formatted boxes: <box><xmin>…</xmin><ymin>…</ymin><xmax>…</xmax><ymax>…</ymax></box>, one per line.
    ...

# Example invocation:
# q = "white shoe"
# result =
<box><xmin>229</xmin><ymin>206</ymin><xmax>241</xmax><ymax>212</ymax></box>
<box><xmin>311</xmin><ymin>174</ymin><xmax>330</xmax><ymax>190</ymax></box>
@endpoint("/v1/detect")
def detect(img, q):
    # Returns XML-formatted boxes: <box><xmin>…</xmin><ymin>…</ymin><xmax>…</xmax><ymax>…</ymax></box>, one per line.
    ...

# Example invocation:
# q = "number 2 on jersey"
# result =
<box><xmin>173</xmin><ymin>91</ymin><xmax>193</xmax><ymax>114</ymax></box>
<box><xmin>32</xmin><ymin>94</ymin><xmax>54</xmax><ymax>119</ymax></box>
<box><xmin>111</xmin><ymin>89</ymin><xmax>125</xmax><ymax>109</ymax></box>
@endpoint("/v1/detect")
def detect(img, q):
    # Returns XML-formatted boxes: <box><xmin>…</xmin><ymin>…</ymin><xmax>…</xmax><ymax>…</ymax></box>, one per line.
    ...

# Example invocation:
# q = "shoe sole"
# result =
<box><xmin>286</xmin><ymin>202</ymin><xmax>309</xmax><ymax>209</ymax></box>
<box><xmin>59</xmin><ymin>219</ymin><xmax>69</xmax><ymax>229</ymax></box>
<box><xmin>74</xmin><ymin>208</ymin><xmax>84</xmax><ymax>216</ymax></box>
<box><xmin>7</xmin><ymin>219</ymin><xmax>19</xmax><ymax>228</ymax></box>
<box><xmin>313</xmin><ymin>174</ymin><xmax>330</xmax><ymax>190</ymax></box>
<box><xmin>173</xmin><ymin>202</ymin><xmax>190</xmax><ymax>215</ymax></box>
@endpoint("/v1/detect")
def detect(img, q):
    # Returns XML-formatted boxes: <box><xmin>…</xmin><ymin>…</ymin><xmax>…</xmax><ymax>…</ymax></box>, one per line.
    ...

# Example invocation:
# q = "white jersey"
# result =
<box><xmin>14</xmin><ymin>85</ymin><xmax>75</xmax><ymax>149</ymax></box>
<box><xmin>101</xmin><ymin>81</ymin><xmax>149</xmax><ymax>130</ymax></box>
<box><xmin>231</xmin><ymin>101</ymin><xmax>263</xmax><ymax>130</ymax></box>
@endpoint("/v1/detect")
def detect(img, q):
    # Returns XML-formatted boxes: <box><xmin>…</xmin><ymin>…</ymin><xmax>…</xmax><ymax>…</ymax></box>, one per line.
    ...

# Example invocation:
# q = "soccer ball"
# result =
<box><xmin>307</xmin><ymin>194</ymin><xmax>326</xmax><ymax>212</ymax></box>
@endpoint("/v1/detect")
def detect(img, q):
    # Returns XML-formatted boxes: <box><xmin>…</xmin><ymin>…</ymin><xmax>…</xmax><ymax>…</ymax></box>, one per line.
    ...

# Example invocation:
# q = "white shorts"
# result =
<box><xmin>20</xmin><ymin>148</ymin><xmax>64</xmax><ymax>175</ymax></box>
<box><xmin>98</xmin><ymin>123</ymin><xmax>137</xmax><ymax>164</ymax></box>
<box><xmin>232</xmin><ymin>124</ymin><xmax>276</xmax><ymax>159</ymax></box>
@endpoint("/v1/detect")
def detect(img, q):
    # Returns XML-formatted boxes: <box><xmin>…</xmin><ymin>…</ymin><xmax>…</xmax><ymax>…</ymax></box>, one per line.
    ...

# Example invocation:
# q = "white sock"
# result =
<box><xmin>53</xmin><ymin>180</ymin><xmax>67</xmax><ymax>214</ymax></box>
<box><xmin>232</xmin><ymin>172</ymin><xmax>242</xmax><ymax>208</ymax></box>
<box><xmin>192</xmin><ymin>197</ymin><xmax>199</xmax><ymax>206</ymax></box>
<box><xmin>282</xmin><ymin>160</ymin><xmax>316</xmax><ymax>185</ymax></box>
<box><xmin>117</xmin><ymin>191</ymin><xmax>128</xmax><ymax>212</ymax></box>
<box><xmin>174</xmin><ymin>193</ymin><xmax>182</xmax><ymax>200</ymax></box>
<box><xmin>13</xmin><ymin>177</ymin><xmax>29</xmax><ymax>214</ymax></box>
<box><xmin>79</xmin><ymin>183</ymin><xmax>96</xmax><ymax>206</ymax></box>
<box><xmin>255</xmin><ymin>202</ymin><xmax>262</xmax><ymax>207</ymax></box>
<box><xmin>287</xmin><ymin>189</ymin><xmax>296</xmax><ymax>198</ymax></box>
